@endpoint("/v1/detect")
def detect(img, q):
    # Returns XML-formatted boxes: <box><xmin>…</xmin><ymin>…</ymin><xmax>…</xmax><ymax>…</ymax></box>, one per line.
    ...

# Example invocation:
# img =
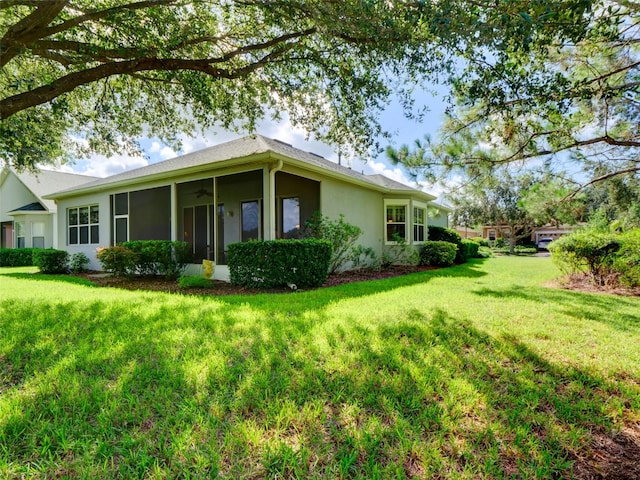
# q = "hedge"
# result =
<box><xmin>121</xmin><ymin>240</ymin><xmax>192</xmax><ymax>279</ymax></box>
<box><xmin>33</xmin><ymin>249</ymin><xmax>69</xmax><ymax>274</ymax></box>
<box><xmin>428</xmin><ymin>226</ymin><xmax>465</xmax><ymax>263</ymax></box>
<box><xmin>419</xmin><ymin>241</ymin><xmax>457</xmax><ymax>267</ymax></box>
<box><xmin>461</xmin><ymin>239</ymin><xmax>480</xmax><ymax>259</ymax></box>
<box><xmin>0</xmin><ymin>248</ymin><xmax>37</xmax><ymax>267</ymax></box>
<box><xmin>228</xmin><ymin>239</ymin><xmax>332</xmax><ymax>288</ymax></box>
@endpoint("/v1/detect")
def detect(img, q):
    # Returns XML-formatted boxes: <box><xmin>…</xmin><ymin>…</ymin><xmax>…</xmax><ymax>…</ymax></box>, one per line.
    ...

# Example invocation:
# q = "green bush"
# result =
<box><xmin>549</xmin><ymin>231</ymin><xmax>621</xmax><ymax>286</ymax></box>
<box><xmin>427</xmin><ymin>226</ymin><xmax>465</xmax><ymax>263</ymax></box>
<box><xmin>492</xmin><ymin>245</ymin><xmax>538</xmax><ymax>255</ymax></box>
<box><xmin>303</xmin><ymin>213</ymin><xmax>362</xmax><ymax>274</ymax></box>
<box><xmin>178</xmin><ymin>275</ymin><xmax>214</xmax><ymax>289</ymax></box>
<box><xmin>461</xmin><ymin>239</ymin><xmax>480</xmax><ymax>259</ymax></box>
<box><xmin>33</xmin><ymin>249</ymin><xmax>69</xmax><ymax>274</ymax></box>
<box><xmin>419</xmin><ymin>241</ymin><xmax>457</xmax><ymax>267</ymax></box>
<box><xmin>471</xmin><ymin>237</ymin><xmax>489</xmax><ymax>247</ymax></box>
<box><xmin>96</xmin><ymin>245</ymin><xmax>138</xmax><ymax>277</ymax></box>
<box><xmin>121</xmin><ymin>240</ymin><xmax>192</xmax><ymax>279</ymax></box>
<box><xmin>69</xmin><ymin>252</ymin><xmax>90</xmax><ymax>273</ymax></box>
<box><xmin>228</xmin><ymin>239</ymin><xmax>332</xmax><ymax>288</ymax></box>
<box><xmin>613</xmin><ymin>229</ymin><xmax>640</xmax><ymax>287</ymax></box>
<box><xmin>0</xmin><ymin>248</ymin><xmax>36</xmax><ymax>266</ymax></box>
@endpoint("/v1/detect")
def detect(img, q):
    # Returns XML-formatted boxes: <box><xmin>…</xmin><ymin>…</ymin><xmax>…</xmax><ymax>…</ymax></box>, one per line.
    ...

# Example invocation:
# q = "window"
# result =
<box><xmin>16</xmin><ymin>221</ymin><xmax>25</xmax><ymax>248</ymax></box>
<box><xmin>68</xmin><ymin>205</ymin><xmax>99</xmax><ymax>245</ymax></box>
<box><xmin>113</xmin><ymin>193</ymin><xmax>128</xmax><ymax>243</ymax></box>
<box><xmin>281</xmin><ymin>197</ymin><xmax>301</xmax><ymax>239</ymax></box>
<box><xmin>241</xmin><ymin>200</ymin><xmax>261</xmax><ymax>242</ymax></box>
<box><xmin>385</xmin><ymin>202</ymin><xmax>408</xmax><ymax>243</ymax></box>
<box><xmin>32</xmin><ymin>221</ymin><xmax>45</xmax><ymax>248</ymax></box>
<box><xmin>413</xmin><ymin>206</ymin><xmax>426</xmax><ymax>243</ymax></box>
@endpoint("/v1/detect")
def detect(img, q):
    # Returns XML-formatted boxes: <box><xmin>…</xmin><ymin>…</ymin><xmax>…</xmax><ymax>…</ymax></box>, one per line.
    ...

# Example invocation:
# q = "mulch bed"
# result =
<box><xmin>80</xmin><ymin>265</ymin><xmax>438</xmax><ymax>296</ymax></box>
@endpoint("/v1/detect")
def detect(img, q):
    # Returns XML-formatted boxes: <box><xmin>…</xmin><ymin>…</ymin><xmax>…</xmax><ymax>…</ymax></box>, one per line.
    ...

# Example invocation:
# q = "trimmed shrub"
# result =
<box><xmin>228</xmin><ymin>239</ymin><xmax>332</xmax><ymax>288</ymax></box>
<box><xmin>69</xmin><ymin>252</ymin><xmax>90</xmax><ymax>273</ymax></box>
<box><xmin>461</xmin><ymin>239</ymin><xmax>480</xmax><ymax>259</ymax></box>
<box><xmin>427</xmin><ymin>226</ymin><xmax>465</xmax><ymax>263</ymax></box>
<box><xmin>303</xmin><ymin>213</ymin><xmax>362</xmax><ymax>274</ymax></box>
<box><xmin>419</xmin><ymin>241</ymin><xmax>457</xmax><ymax>267</ymax></box>
<box><xmin>33</xmin><ymin>249</ymin><xmax>69</xmax><ymax>274</ymax></box>
<box><xmin>549</xmin><ymin>232</ymin><xmax>621</xmax><ymax>286</ymax></box>
<box><xmin>96</xmin><ymin>245</ymin><xmax>138</xmax><ymax>277</ymax></box>
<box><xmin>0</xmin><ymin>248</ymin><xmax>36</xmax><ymax>266</ymax></box>
<box><xmin>121</xmin><ymin>240</ymin><xmax>192</xmax><ymax>279</ymax></box>
<box><xmin>178</xmin><ymin>275</ymin><xmax>214</xmax><ymax>289</ymax></box>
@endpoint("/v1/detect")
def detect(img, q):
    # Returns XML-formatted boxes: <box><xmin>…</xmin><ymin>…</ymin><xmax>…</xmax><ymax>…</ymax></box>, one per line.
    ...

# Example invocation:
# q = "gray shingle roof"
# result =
<box><xmin>8</xmin><ymin>202</ymin><xmax>46</xmax><ymax>213</ymax></box>
<box><xmin>48</xmin><ymin>135</ymin><xmax>435</xmax><ymax>200</ymax></box>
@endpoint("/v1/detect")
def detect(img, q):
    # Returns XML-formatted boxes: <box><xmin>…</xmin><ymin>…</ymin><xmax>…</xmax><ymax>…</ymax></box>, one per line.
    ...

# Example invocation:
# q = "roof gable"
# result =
<box><xmin>13</xmin><ymin>169</ymin><xmax>99</xmax><ymax>211</ymax></box>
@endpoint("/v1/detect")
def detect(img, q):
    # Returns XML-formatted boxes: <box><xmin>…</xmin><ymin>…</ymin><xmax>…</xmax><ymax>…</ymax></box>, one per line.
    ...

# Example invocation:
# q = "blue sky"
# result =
<box><xmin>57</xmin><ymin>87</ymin><xmax>449</xmax><ymax>200</ymax></box>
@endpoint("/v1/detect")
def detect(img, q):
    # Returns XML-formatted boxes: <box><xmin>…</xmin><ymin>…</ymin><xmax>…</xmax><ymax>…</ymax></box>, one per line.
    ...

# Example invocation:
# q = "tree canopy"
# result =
<box><xmin>1</xmin><ymin>0</ymin><xmax>437</xmax><ymax>169</ymax></box>
<box><xmin>388</xmin><ymin>0</ymin><xmax>639</xmax><ymax>192</ymax></box>
<box><xmin>1</xmin><ymin>0</ymin><xmax>598</xmax><ymax>170</ymax></box>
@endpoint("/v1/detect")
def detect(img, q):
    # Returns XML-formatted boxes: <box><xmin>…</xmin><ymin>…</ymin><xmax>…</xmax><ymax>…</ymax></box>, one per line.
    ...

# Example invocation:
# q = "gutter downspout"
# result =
<box><xmin>268</xmin><ymin>158</ymin><xmax>284</xmax><ymax>240</ymax></box>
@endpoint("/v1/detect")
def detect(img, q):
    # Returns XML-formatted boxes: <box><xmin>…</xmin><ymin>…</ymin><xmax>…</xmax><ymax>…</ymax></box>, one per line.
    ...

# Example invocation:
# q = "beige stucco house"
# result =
<box><xmin>35</xmin><ymin>135</ymin><xmax>441</xmax><ymax>280</ymax></box>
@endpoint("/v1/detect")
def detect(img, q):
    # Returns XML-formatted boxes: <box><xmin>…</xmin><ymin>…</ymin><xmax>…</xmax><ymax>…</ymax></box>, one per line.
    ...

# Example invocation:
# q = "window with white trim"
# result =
<box><xmin>113</xmin><ymin>193</ymin><xmax>128</xmax><ymax>244</ymax></box>
<box><xmin>385</xmin><ymin>200</ymin><xmax>408</xmax><ymax>243</ymax></box>
<box><xmin>16</xmin><ymin>221</ymin><xmax>25</xmax><ymax>248</ymax></box>
<box><xmin>32</xmin><ymin>221</ymin><xmax>45</xmax><ymax>248</ymax></box>
<box><xmin>68</xmin><ymin>205</ymin><xmax>99</xmax><ymax>245</ymax></box>
<box><xmin>413</xmin><ymin>206</ymin><xmax>426</xmax><ymax>243</ymax></box>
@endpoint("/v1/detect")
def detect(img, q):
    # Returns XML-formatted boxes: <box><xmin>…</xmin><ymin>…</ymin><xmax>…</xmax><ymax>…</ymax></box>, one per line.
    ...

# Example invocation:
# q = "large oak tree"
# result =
<box><xmin>1</xmin><ymin>0</ymin><xmax>594</xmax><ymax>170</ymax></box>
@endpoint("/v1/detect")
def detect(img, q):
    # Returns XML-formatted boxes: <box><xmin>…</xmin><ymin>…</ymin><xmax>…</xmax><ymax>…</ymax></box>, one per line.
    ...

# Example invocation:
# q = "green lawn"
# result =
<box><xmin>1</xmin><ymin>257</ymin><xmax>639</xmax><ymax>479</ymax></box>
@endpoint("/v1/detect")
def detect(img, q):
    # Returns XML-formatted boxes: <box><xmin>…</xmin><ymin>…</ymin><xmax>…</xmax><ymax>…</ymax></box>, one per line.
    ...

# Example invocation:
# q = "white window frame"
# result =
<box><xmin>413</xmin><ymin>201</ymin><xmax>427</xmax><ymax>244</ymax></box>
<box><xmin>113</xmin><ymin>193</ymin><xmax>129</xmax><ymax>244</ymax></box>
<box><xmin>32</xmin><ymin>221</ymin><xmax>45</xmax><ymax>248</ymax></box>
<box><xmin>16</xmin><ymin>221</ymin><xmax>25</xmax><ymax>248</ymax></box>
<box><xmin>384</xmin><ymin>199</ymin><xmax>409</xmax><ymax>245</ymax></box>
<box><xmin>68</xmin><ymin>205</ymin><xmax>99</xmax><ymax>245</ymax></box>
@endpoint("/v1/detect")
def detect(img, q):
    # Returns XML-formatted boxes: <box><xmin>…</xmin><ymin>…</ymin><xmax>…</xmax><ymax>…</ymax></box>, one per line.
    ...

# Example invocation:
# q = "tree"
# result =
<box><xmin>1</xmin><ymin>0</ymin><xmax>452</xmax><ymax>170</ymax></box>
<box><xmin>389</xmin><ymin>1</ymin><xmax>639</xmax><ymax>193</ymax></box>
<box><xmin>448</xmin><ymin>170</ymin><xmax>541</xmax><ymax>253</ymax></box>
<box><xmin>1</xmin><ymin>0</ymin><xmax>597</xmax><ymax>170</ymax></box>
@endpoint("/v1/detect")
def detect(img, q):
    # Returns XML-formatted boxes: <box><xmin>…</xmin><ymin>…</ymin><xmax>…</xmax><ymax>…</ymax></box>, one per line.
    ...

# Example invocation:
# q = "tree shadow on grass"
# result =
<box><xmin>473</xmin><ymin>285</ymin><xmax>640</xmax><ymax>333</ymax></box>
<box><xmin>219</xmin><ymin>259</ymin><xmax>489</xmax><ymax>315</ymax></box>
<box><xmin>0</xmin><ymin>271</ymin><xmax>97</xmax><ymax>287</ymax></box>
<box><xmin>2</xmin><ymin>294</ymin><xmax>638</xmax><ymax>478</ymax></box>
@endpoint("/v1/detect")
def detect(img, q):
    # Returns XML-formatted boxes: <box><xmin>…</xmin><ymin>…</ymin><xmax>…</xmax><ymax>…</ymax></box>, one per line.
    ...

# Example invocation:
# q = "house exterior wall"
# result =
<box><xmin>0</xmin><ymin>171</ymin><xmax>55</xmax><ymax>249</ymax></box>
<box><xmin>55</xmin><ymin>192</ymin><xmax>109</xmax><ymax>270</ymax></box>
<box><xmin>0</xmin><ymin>171</ymin><xmax>40</xmax><ymax>223</ymax></box>
<box><xmin>429</xmin><ymin>211</ymin><xmax>449</xmax><ymax>228</ymax></box>
<box><xmin>10</xmin><ymin>213</ymin><xmax>54</xmax><ymax>248</ymax></box>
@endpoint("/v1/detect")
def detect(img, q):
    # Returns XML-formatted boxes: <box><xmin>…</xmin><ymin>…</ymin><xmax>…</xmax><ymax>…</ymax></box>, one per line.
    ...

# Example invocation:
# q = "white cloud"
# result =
<box><xmin>159</xmin><ymin>146</ymin><xmax>176</xmax><ymax>159</ymax></box>
<box><xmin>53</xmin><ymin>152</ymin><xmax>148</xmax><ymax>178</ymax></box>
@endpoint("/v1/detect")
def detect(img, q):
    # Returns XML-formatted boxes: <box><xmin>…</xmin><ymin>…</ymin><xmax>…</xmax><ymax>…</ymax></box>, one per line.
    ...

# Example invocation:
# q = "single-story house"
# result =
<box><xmin>0</xmin><ymin>167</ymin><xmax>98</xmax><ymax>249</ymax></box>
<box><xmin>28</xmin><ymin>135</ymin><xmax>440</xmax><ymax>280</ymax></box>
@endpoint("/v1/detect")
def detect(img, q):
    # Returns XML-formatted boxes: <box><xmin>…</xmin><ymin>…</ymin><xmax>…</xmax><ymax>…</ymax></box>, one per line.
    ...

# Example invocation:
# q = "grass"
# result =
<box><xmin>1</xmin><ymin>257</ymin><xmax>639</xmax><ymax>479</ymax></box>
